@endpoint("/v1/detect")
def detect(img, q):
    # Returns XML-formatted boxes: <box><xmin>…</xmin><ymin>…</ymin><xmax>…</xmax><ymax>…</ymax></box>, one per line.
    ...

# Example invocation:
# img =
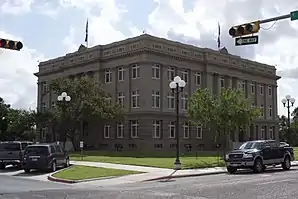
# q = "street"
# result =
<box><xmin>1</xmin><ymin>168</ymin><xmax>298</xmax><ymax>198</ymax></box>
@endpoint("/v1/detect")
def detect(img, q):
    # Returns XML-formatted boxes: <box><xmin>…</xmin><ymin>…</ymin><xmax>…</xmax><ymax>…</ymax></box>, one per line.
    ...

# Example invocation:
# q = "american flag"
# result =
<box><xmin>217</xmin><ymin>22</ymin><xmax>221</xmax><ymax>49</ymax></box>
<box><xmin>85</xmin><ymin>19</ymin><xmax>89</xmax><ymax>45</ymax></box>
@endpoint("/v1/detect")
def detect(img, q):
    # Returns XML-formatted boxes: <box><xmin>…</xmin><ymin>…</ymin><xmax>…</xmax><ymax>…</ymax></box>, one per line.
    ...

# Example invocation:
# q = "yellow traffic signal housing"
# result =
<box><xmin>229</xmin><ymin>21</ymin><xmax>260</xmax><ymax>37</ymax></box>
<box><xmin>0</xmin><ymin>38</ymin><xmax>23</xmax><ymax>51</ymax></box>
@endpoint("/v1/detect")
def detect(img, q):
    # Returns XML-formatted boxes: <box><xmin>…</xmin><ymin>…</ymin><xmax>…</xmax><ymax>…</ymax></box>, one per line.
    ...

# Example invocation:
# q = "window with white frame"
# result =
<box><xmin>117</xmin><ymin>92</ymin><xmax>125</xmax><ymax>107</ymax></box>
<box><xmin>152</xmin><ymin>120</ymin><xmax>161</xmax><ymax>138</ymax></box>
<box><xmin>269</xmin><ymin>126</ymin><xmax>274</xmax><ymax>139</ymax></box>
<box><xmin>195</xmin><ymin>72</ymin><xmax>201</xmax><ymax>85</ymax></box>
<box><xmin>104</xmin><ymin>125</ymin><xmax>111</xmax><ymax>138</ymax></box>
<box><xmin>130</xmin><ymin>120</ymin><xmax>138</xmax><ymax>138</ymax></box>
<box><xmin>269</xmin><ymin>105</ymin><xmax>272</xmax><ymax>118</ymax></box>
<box><xmin>183</xmin><ymin>122</ymin><xmax>189</xmax><ymax>138</ymax></box>
<box><xmin>261</xmin><ymin>126</ymin><xmax>265</xmax><ymax>139</ymax></box>
<box><xmin>220</xmin><ymin>76</ymin><xmax>225</xmax><ymax>88</ymax></box>
<box><xmin>260</xmin><ymin>104</ymin><xmax>264</xmax><ymax>117</ymax></box>
<box><xmin>259</xmin><ymin>84</ymin><xmax>264</xmax><ymax>95</ymax></box>
<box><xmin>132</xmin><ymin>64</ymin><xmax>140</xmax><ymax>79</ymax></box>
<box><xmin>105</xmin><ymin>69</ymin><xmax>112</xmax><ymax>83</ymax></box>
<box><xmin>251</xmin><ymin>82</ymin><xmax>255</xmax><ymax>94</ymax></box>
<box><xmin>196</xmin><ymin>125</ymin><xmax>203</xmax><ymax>139</ymax></box>
<box><xmin>251</xmin><ymin>103</ymin><xmax>255</xmax><ymax>108</ymax></box>
<box><xmin>169</xmin><ymin>121</ymin><xmax>175</xmax><ymax>138</ymax></box>
<box><xmin>117</xmin><ymin>122</ymin><xmax>124</xmax><ymax>138</ymax></box>
<box><xmin>181</xmin><ymin>70</ymin><xmax>188</xmax><ymax>83</ymax></box>
<box><xmin>118</xmin><ymin>67</ymin><xmax>124</xmax><ymax>81</ymax></box>
<box><xmin>167</xmin><ymin>67</ymin><xmax>175</xmax><ymax>81</ymax></box>
<box><xmin>228</xmin><ymin>78</ymin><xmax>232</xmax><ymax>88</ymax></box>
<box><xmin>268</xmin><ymin>85</ymin><xmax>272</xmax><ymax>96</ymax></box>
<box><xmin>152</xmin><ymin>64</ymin><xmax>160</xmax><ymax>79</ymax></box>
<box><xmin>238</xmin><ymin>80</ymin><xmax>245</xmax><ymax>91</ymax></box>
<box><xmin>131</xmin><ymin>90</ymin><xmax>140</xmax><ymax>108</ymax></box>
<box><xmin>152</xmin><ymin>90</ymin><xmax>160</xmax><ymax>108</ymax></box>
<box><xmin>42</xmin><ymin>82</ymin><xmax>47</xmax><ymax>93</ymax></box>
<box><xmin>167</xmin><ymin>92</ymin><xmax>175</xmax><ymax>109</ymax></box>
<box><xmin>181</xmin><ymin>93</ymin><xmax>188</xmax><ymax>110</ymax></box>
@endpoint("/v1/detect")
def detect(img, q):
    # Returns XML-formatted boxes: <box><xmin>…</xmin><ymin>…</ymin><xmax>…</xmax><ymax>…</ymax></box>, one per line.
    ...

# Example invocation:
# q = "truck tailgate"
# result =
<box><xmin>0</xmin><ymin>151</ymin><xmax>20</xmax><ymax>160</ymax></box>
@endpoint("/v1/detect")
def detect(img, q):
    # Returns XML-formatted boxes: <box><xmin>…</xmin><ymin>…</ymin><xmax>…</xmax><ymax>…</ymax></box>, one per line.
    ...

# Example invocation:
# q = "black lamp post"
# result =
<box><xmin>57</xmin><ymin>92</ymin><xmax>71</xmax><ymax>142</ymax></box>
<box><xmin>281</xmin><ymin>95</ymin><xmax>295</xmax><ymax>143</ymax></box>
<box><xmin>169</xmin><ymin>75</ymin><xmax>186</xmax><ymax>170</ymax></box>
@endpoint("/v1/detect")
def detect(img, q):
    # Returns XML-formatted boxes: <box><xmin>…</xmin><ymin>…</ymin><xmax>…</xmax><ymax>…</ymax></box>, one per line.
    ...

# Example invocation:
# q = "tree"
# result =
<box><xmin>0</xmin><ymin>97</ymin><xmax>11</xmax><ymax>139</ymax></box>
<box><xmin>188</xmin><ymin>88</ymin><xmax>261</xmax><ymax>148</ymax></box>
<box><xmin>50</xmin><ymin>77</ymin><xmax>124</xmax><ymax>149</ymax></box>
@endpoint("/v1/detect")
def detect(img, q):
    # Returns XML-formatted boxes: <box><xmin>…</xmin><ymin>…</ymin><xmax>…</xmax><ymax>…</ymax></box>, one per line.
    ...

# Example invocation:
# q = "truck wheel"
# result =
<box><xmin>227</xmin><ymin>167</ymin><xmax>237</xmax><ymax>174</ymax></box>
<box><xmin>282</xmin><ymin>155</ymin><xmax>291</xmax><ymax>170</ymax></box>
<box><xmin>253</xmin><ymin>158</ymin><xmax>263</xmax><ymax>173</ymax></box>
<box><xmin>0</xmin><ymin>163</ymin><xmax>5</xmax><ymax>170</ymax></box>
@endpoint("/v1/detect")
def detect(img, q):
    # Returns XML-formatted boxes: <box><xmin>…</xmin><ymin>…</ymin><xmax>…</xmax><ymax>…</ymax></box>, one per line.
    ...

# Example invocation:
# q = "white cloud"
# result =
<box><xmin>0</xmin><ymin>30</ymin><xmax>45</xmax><ymax>110</ymax></box>
<box><xmin>0</xmin><ymin>0</ymin><xmax>34</xmax><ymax>15</ymax></box>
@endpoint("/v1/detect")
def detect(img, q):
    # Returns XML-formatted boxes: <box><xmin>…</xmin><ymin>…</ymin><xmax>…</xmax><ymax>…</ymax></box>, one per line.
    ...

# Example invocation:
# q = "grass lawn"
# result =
<box><xmin>70</xmin><ymin>151</ymin><xmax>226</xmax><ymax>169</ymax></box>
<box><xmin>294</xmin><ymin>147</ymin><xmax>298</xmax><ymax>158</ymax></box>
<box><xmin>53</xmin><ymin>165</ymin><xmax>142</xmax><ymax>181</ymax></box>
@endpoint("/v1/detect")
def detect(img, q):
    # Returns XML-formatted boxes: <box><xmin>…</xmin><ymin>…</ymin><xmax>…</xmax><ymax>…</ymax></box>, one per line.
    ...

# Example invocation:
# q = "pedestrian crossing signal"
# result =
<box><xmin>0</xmin><ymin>38</ymin><xmax>23</xmax><ymax>51</ymax></box>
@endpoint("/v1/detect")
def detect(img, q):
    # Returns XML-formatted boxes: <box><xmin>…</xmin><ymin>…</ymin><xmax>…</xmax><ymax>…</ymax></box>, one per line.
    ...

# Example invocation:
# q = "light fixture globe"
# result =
<box><xmin>169</xmin><ymin>81</ymin><xmax>177</xmax><ymax>89</ymax></box>
<box><xmin>57</xmin><ymin>95</ymin><xmax>63</xmax><ymax>101</ymax></box>
<box><xmin>290</xmin><ymin>98</ymin><xmax>295</xmax><ymax>104</ymax></box>
<box><xmin>178</xmin><ymin>80</ymin><xmax>186</xmax><ymax>88</ymax></box>
<box><xmin>61</xmin><ymin>92</ymin><xmax>67</xmax><ymax>97</ymax></box>
<box><xmin>281</xmin><ymin>99</ymin><xmax>287</xmax><ymax>104</ymax></box>
<box><xmin>173</xmin><ymin>76</ymin><xmax>181</xmax><ymax>83</ymax></box>
<box><xmin>286</xmin><ymin>95</ymin><xmax>291</xmax><ymax>100</ymax></box>
<box><xmin>65</xmin><ymin>96</ymin><xmax>71</xmax><ymax>102</ymax></box>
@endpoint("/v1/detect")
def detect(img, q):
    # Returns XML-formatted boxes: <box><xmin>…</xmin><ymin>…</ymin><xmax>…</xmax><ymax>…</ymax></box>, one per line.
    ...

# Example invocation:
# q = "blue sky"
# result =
<box><xmin>1</xmin><ymin>0</ymin><xmax>298</xmax><ymax>116</ymax></box>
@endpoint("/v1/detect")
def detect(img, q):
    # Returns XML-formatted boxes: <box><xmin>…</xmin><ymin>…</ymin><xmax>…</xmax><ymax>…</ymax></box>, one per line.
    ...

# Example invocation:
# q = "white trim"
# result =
<box><xmin>117</xmin><ymin>123</ymin><xmax>124</xmax><ymax>138</ymax></box>
<box><xmin>105</xmin><ymin>69</ymin><xmax>112</xmax><ymax>83</ymax></box>
<box><xmin>152</xmin><ymin>90</ymin><xmax>160</xmax><ymax>108</ymax></box>
<box><xmin>167</xmin><ymin>67</ymin><xmax>175</xmax><ymax>81</ymax></box>
<box><xmin>130</xmin><ymin>120</ymin><xmax>138</xmax><ymax>138</ymax></box>
<box><xmin>269</xmin><ymin>126</ymin><xmax>274</xmax><ymax>139</ymax></box>
<box><xmin>250</xmin><ymin>82</ymin><xmax>255</xmax><ymax>94</ymax></box>
<box><xmin>118</xmin><ymin>67</ymin><xmax>124</xmax><ymax>81</ymax></box>
<box><xmin>181</xmin><ymin>93</ymin><xmax>188</xmax><ymax>110</ymax></box>
<box><xmin>268</xmin><ymin>85</ymin><xmax>272</xmax><ymax>96</ymax></box>
<box><xmin>131</xmin><ymin>90</ymin><xmax>140</xmax><ymax>108</ymax></box>
<box><xmin>169</xmin><ymin>121</ymin><xmax>175</xmax><ymax>138</ymax></box>
<box><xmin>167</xmin><ymin>92</ymin><xmax>175</xmax><ymax>109</ymax></box>
<box><xmin>181</xmin><ymin>69</ymin><xmax>188</xmax><ymax>83</ymax></box>
<box><xmin>152</xmin><ymin>120</ymin><xmax>161</xmax><ymax>138</ymax></box>
<box><xmin>183</xmin><ymin>122</ymin><xmax>189</xmax><ymax>139</ymax></box>
<box><xmin>195</xmin><ymin>72</ymin><xmax>201</xmax><ymax>85</ymax></box>
<box><xmin>117</xmin><ymin>92</ymin><xmax>125</xmax><ymax>107</ymax></box>
<box><xmin>259</xmin><ymin>84</ymin><xmax>264</xmax><ymax>95</ymax></box>
<box><xmin>260</xmin><ymin>104</ymin><xmax>264</xmax><ymax>117</ymax></box>
<box><xmin>104</xmin><ymin>125</ymin><xmax>111</xmax><ymax>138</ymax></box>
<box><xmin>269</xmin><ymin>105</ymin><xmax>272</xmax><ymax>118</ymax></box>
<box><xmin>152</xmin><ymin>64</ymin><xmax>160</xmax><ymax>79</ymax></box>
<box><xmin>196</xmin><ymin>125</ymin><xmax>203</xmax><ymax>139</ymax></box>
<box><xmin>261</xmin><ymin>126</ymin><xmax>265</xmax><ymax>139</ymax></box>
<box><xmin>220</xmin><ymin>76</ymin><xmax>225</xmax><ymax>88</ymax></box>
<box><xmin>132</xmin><ymin>64</ymin><xmax>140</xmax><ymax>79</ymax></box>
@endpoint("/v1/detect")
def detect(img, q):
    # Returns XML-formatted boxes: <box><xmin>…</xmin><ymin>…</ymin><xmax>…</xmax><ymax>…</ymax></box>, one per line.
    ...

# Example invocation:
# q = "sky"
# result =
<box><xmin>1</xmin><ymin>0</ymin><xmax>298</xmax><ymax>117</ymax></box>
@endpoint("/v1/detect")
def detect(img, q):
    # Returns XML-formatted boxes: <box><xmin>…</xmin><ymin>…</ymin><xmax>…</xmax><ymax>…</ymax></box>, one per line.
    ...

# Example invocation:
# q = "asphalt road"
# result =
<box><xmin>1</xmin><ymin>168</ymin><xmax>298</xmax><ymax>199</ymax></box>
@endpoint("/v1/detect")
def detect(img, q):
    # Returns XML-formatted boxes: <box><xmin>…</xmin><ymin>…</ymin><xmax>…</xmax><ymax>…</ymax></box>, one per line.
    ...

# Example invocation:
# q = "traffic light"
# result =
<box><xmin>0</xmin><ymin>38</ymin><xmax>23</xmax><ymax>51</ymax></box>
<box><xmin>229</xmin><ymin>21</ymin><xmax>260</xmax><ymax>37</ymax></box>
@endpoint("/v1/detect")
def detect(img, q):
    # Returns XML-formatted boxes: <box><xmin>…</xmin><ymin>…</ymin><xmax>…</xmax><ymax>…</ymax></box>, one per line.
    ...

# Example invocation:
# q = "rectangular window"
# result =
<box><xmin>181</xmin><ymin>93</ymin><xmax>188</xmax><ymax>110</ymax></box>
<box><xmin>152</xmin><ymin>120</ymin><xmax>161</xmax><ymax>138</ymax></box>
<box><xmin>167</xmin><ymin>67</ymin><xmax>175</xmax><ymax>81</ymax></box>
<box><xmin>131</xmin><ymin>90</ymin><xmax>140</xmax><ymax>108</ymax></box>
<box><xmin>269</xmin><ymin>127</ymin><xmax>274</xmax><ymax>139</ymax></box>
<box><xmin>268</xmin><ymin>85</ymin><xmax>272</xmax><ymax>96</ymax></box>
<box><xmin>269</xmin><ymin>105</ymin><xmax>272</xmax><ymax>118</ymax></box>
<box><xmin>104</xmin><ymin>125</ymin><xmax>111</xmax><ymax>138</ymax></box>
<box><xmin>42</xmin><ymin>103</ymin><xmax>46</xmax><ymax>112</ymax></box>
<box><xmin>51</xmin><ymin>101</ymin><xmax>55</xmax><ymax>109</ymax></box>
<box><xmin>117</xmin><ymin>122</ymin><xmax>124</xmax><ymax>138</ymax></box>
<box><xmin>251</xmin><ymin>82</ymin><xmax>255</xmax><ymax>94</ymax></box>
<box><xmin>42</xmin><ymin>82</ymin><xmax>47</xmax><ymax>93</ymax></box>
<box><xmin>196</xmin><ymin>125</ymin><xmax>203</xmax><ymax>139</ymax></box>
<box><xmin>152</xmin><ymin>64</ymin><xmax>160</xmax><ymax>79</ymax></box>
<box><xmin>105</xmin><ymin>69</ymin><xmax>112</xmax><ymax>83</ymax></box>
<box><xmin>261</xmin><ymin>126</ymin><xmax>265</xmax><ymax>139</ymax></box>
<box><xmin>167</xmin><ymin>92</ymin><xmax>175</xmax><ymax>109</ymax></box>
<box><xmin>260</xmin><ymin>104</ymin><xmax>264</xmax><ymax>117</ymax></box>
<box><xmin>118</xmin><ymin>67</ymin><xmax>124</xmax><ymax>81</ymax></box>
<box><xmin>220</xmin><ymin>76</ymin><xmax>225</xmax><ymax>88</ymax></box>
<box><xmin>195</xmin><ymin>72</ymin><xmax>201</xmax><ymax>85</ymax></box>
<box><xmin>169</xmin><ymin>121</ymin><xmax>175</xmax><ymax>138</ymax></box>
<box><xmin>132</xmin><ymin>64</ymin><xmax>140</xmax><ymax>79</ymax></box>
<box><xmin>251</xmin><ymin>103</ymin><xmax>255</xmax><ymax>108</ymax></box>
<box><xmin>259</xmin><ymin>84</ymin><xmax>264</xmax><ymax>95</ymax></box>
<box><xmin>152</xmin><ymin>90</ymin><xmax>160</xmax><ymax>108</ymax></box>
<box><xmin>117</xmin><ymin>92</ymin><xmax>125</xmax><ymax>107</ymax></box>
<box><xmin>183</xmin><ymin>122</ymin><xmax>189</xmax><ymax>139</ymax></box>
<box><xmin>130</xmin><ymin>120</ymin><xmax>138</xmax><ymax>138</ymax></box>
<box><xmin>181</xmin><ymin>70</ymin><xmax>188</xmax><ymax>83</ymax></box>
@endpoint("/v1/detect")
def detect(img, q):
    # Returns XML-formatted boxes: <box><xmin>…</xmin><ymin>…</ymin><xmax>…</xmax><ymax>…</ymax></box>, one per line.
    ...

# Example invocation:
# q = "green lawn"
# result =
<box><xmin>53</xmin><ymin>165</ymin><xmax>142</xmax><ymax>181</ymax></box>
<box><xmin>294</xmin><ymin>147</ymin><xmax>298</xmax><ymax>158</ymax></box>
<box><xmin>70</xmin><ymin>151</ymin><xmax>226</xmax><ymax>169</ymax></box>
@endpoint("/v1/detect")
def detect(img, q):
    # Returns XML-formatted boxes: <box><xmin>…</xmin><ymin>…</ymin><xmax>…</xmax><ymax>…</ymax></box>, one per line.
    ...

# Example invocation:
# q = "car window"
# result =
<box><xmin>269</xmin><ymin>141</ymin><xmax>278</xmax><ymax>148</ymax></box>
<box><xmin>264</xmin><ymin>142</ymin><xmax>270</xmax><ymax>148</ymax></box>
<box><xmin>24</xmin><ymin>146</ymin><xmax>49</xmax><ymax>155</ymax></box>
<box><xmin>50</xmin><ymin>146</ymin><xmax>56</xmax><ymax>153</ymax></box>
<box><xmin>0</xmin><ymin>143</ymin><xmax>21</xmax><ymax>151</ymax></box>
<box><xmin>54</xmin><ymin>145</ymin><xmax>62</xmax><ymax>152</ymax></box>
<box><xmin>239</xmin><ymin>142</ymin><xmax>262</xmax><ymax>150</ymax></box>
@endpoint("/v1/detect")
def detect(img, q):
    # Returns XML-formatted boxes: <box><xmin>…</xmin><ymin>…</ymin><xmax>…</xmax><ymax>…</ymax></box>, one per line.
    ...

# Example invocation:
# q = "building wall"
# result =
<box><xmin>34</xmin><ymin>34</ymin><xmax>280</xmax><ymax>150</ymax></box>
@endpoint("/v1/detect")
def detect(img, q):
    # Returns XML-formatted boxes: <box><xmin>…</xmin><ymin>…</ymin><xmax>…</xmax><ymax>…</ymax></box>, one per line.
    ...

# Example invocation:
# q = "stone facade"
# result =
<box><xmin>34</xmin><ymin>34</ymin><xmax>280</xmax><ymax>151</ymax></box>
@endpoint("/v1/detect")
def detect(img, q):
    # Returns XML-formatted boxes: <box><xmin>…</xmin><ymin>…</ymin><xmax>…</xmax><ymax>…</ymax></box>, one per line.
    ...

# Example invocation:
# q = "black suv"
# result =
<box><xmin>22</xmin><ymin>143</ymin><xmax>70</xmax><ymax>173</ymax></box>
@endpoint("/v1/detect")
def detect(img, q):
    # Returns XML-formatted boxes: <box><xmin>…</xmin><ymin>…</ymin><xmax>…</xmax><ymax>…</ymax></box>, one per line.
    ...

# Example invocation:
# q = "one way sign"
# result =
<box><xmin>235</xmin><ymin>35</ymin><xmax>259</xmax><ymax>46</ymax></box>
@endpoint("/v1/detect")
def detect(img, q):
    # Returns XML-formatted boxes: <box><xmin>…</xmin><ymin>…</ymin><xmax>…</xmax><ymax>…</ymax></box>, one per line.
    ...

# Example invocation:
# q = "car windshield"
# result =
<box><xmin>25</xmin><ymin>146</ymin><xmax>49</xmax><ymax>155</ymax></box>
<box><xmin>0</xmin><ymin>143</ymin><xmax>21</xmax><ymax>151</ymax></box>
<box><xmin>239</xmin><ymin>142</ymin><xmax>261</xmax><ymax>150</ymax></box>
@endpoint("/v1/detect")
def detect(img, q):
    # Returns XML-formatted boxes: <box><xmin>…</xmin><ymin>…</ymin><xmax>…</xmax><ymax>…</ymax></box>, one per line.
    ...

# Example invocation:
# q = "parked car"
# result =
<box><xmin>0</xmin><ymin>141</ymin><xmax>33</xmax><ymax>169</ymax></box>
<box><xmin>22</xmin><ymin>143</ymin><xmax>70</xmax><ymax>173</ymax></box>
<box><xmin>224</xmin><ymin>140</ymin><xmax>295</xmax><ymax>174</ymax></box>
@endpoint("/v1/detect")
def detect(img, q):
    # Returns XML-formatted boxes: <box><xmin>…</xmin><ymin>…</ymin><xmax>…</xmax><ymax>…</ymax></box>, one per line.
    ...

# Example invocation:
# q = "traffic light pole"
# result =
<box><xmin>259</xmin><ymin>13</ymin><xmax>291</xmax><ymax>24</ymax></box>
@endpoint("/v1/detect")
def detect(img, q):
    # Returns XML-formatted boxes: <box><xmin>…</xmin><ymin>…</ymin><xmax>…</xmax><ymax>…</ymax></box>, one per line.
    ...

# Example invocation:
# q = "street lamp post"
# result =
<box><xmin>169</xmin><ymin>76</ymin><xmax>186</xmax><ymax>170</ymax></box>
<box><xmin>281</xmin><ymin>95</ymin><xmax>295</xmax><ymax>143</ymax></box>
<box><xmin>57</xmin><ymin>92</ymin><xmax>71</xmax><ymax>142</ymax></box>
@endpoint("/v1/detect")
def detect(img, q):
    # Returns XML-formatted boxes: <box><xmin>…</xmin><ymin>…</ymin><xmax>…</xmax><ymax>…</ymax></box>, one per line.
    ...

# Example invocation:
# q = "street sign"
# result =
<box><xmin>290</xmin><ymin>10</ymin><xmax>298</xmax><ymax>21</ymax></box>
<box><xmin>80</xmin><ymin>141</ymin><xmax>84</xmax><ymax>148</ymax></box>
<box><xmin>235</xmin><ymin>35</ymin><xmax>259</xmax><ymax>46</ymax></box>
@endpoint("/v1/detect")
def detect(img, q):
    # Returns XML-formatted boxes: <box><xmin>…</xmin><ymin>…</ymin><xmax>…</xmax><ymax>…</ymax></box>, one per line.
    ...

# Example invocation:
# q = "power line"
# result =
<box><xmin>260</xmin><ymin>20</ymin><xmax>277</xmax><ymax>30</ymax></box>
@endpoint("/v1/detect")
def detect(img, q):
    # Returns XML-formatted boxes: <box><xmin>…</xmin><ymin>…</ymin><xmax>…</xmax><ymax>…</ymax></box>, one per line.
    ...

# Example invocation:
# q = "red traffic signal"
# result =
<box><xmin>0</xmin><ymin>38</ymin><xmax>23</xmax><ymax>51</ymax></box>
